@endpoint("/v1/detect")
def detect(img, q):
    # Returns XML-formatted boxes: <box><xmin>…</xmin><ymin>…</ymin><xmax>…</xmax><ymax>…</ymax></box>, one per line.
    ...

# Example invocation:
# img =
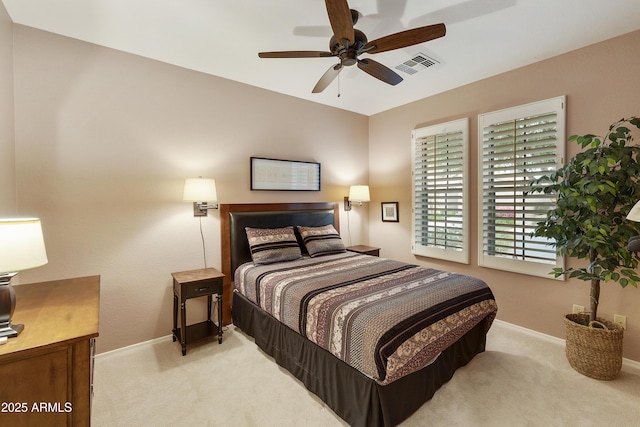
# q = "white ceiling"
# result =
<box><xmin>3</xmin><ymin>0</ymin><xmax>640</xmax><ymax>116</ymax></box>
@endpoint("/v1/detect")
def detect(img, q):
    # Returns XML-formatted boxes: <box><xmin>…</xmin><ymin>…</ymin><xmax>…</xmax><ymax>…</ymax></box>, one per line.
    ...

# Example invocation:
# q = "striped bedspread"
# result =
<box><xmin>234</xmin><ymin>252</ymin><xmax>497</xmax><ymax>384</ymax></box>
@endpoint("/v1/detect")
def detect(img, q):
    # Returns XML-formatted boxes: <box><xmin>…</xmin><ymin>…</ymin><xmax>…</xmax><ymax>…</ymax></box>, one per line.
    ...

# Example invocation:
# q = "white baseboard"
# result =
<box><xmin>494</xmin><ymin>319</ymin><xmax>565</xmax><ymax>345</ymax></box>
<box><xmin>493</xmin><ymin>319</ymin><xmax>640</xmax><ymax>374</ymax></box>
<box><xmin>95</xmin><ymin>334</ymin><xmax>172</xmax><ymax>361</ymax></box>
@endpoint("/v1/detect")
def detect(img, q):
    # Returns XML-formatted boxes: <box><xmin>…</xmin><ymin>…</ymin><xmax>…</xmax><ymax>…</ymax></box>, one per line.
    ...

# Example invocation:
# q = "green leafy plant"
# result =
<box><xmin>529</xmin><ymin>117</ymin><xmax>640</xmax><ymax>323</ymax></box>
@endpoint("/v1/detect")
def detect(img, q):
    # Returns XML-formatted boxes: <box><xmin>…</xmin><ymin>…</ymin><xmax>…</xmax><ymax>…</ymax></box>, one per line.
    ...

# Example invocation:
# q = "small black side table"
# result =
<box><xmin>346</xmin><ymin>245</ymin><xmax>381</xmax><ymax>257</ymax></box>
<box><xmin>172</xmin><ymin>268</ymin><xmax>224</xmax><ymax>356</ymax></box>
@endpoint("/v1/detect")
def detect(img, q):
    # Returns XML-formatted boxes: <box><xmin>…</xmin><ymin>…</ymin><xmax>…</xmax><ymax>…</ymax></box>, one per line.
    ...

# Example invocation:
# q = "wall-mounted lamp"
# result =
<box><xmin>344</xmin><ymin>185</ymin><xmax>370</xmax><ymax>211</ymax></box>
<box><xmin>183</xmin><ymin>177</ymin><xmax>218</xmax><ymax>217</ymax></box>
<box><xmin>0</xmin><ymin>218</ymin><xmax>48</xmax><ymax>338</ymax></box>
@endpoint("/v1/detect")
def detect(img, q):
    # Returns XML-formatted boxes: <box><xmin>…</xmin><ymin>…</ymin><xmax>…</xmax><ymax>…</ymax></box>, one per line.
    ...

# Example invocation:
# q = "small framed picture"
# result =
<box><xmin>381</xmin><ymin>202</ymin><xmax>399</xmax><ymax>222</ymax></box>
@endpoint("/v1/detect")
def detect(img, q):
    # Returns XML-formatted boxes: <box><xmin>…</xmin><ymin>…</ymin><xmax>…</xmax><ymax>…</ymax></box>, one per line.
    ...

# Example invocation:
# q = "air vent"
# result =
<box><xmin>395</xmin><ymin>53</ymin><xmax>439</xmax><ymax>75</ymax></box>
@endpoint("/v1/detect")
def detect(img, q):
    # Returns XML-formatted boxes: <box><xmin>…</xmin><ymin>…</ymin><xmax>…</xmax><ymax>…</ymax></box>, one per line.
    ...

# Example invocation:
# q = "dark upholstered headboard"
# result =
<box><xmin>219</xmin><ymin>203</ymin><xmax>339</xmax><ymax>324</ymax></box>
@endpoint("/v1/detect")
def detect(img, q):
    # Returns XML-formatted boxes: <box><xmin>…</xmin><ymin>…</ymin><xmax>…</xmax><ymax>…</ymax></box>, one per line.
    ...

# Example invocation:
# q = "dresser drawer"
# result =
<box><xmin>185</xmin><ymin>279</ymin><xmax>222</xmax><ymax>298</ymax></box>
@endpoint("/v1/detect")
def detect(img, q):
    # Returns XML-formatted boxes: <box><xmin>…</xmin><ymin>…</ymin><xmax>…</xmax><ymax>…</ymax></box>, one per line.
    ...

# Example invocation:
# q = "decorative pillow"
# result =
<box><xmin>245</xmin><ymin>226</ymin><xmax>302</xmax><ymax>265</ymax></box>
<box><xmin>297</xmin><ymin>224</ymin><xmax>346</xmax><ymax>257</ymax></box>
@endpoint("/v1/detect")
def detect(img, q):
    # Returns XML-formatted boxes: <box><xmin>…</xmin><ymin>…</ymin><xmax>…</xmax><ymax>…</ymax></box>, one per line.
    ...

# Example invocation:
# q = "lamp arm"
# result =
<box><xmin>192</xmin><ymin>202</ymin><xmax>219</xmax><ymax>216</ymax></box>
<box><xmin>197</xmin><ymin>202</ymin><xmax>219</xmax><ymax>210</ymax></box>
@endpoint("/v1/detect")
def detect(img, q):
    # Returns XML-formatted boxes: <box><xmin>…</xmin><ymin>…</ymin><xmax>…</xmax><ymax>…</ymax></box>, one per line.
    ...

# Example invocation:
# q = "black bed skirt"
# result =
<box><xmin>232</xmin><ymin>291</ymin><xmax>490</xmax><ymax>427</ymax></box>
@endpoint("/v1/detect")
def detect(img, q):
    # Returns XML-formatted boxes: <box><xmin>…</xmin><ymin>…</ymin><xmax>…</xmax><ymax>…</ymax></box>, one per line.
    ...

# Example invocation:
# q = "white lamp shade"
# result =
<box><xmin>349</xmin><ymin>185</ymin><xmax>370</xmax><ymax>203</ymax></box>
<box><xmin>0</xmin><ymin>218</ymin><xmax>48</xmax><ymax>273</ymax></box>
<box><xmin>183</xmin><ymin>178</ymin><xmax>218</xmax><ymax>202</ymax></box>
<box><xmin>628</xmin><ymin>199</ymin><xmax>640</xmax><ymax>222</ymax></box>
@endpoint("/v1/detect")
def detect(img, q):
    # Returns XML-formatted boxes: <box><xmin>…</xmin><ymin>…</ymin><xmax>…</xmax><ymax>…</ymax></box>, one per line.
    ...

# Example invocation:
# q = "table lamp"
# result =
<box><xmin>0</xmin><ymin>218</ymin><xmax>48</xmax><ymax>338</ymax></box>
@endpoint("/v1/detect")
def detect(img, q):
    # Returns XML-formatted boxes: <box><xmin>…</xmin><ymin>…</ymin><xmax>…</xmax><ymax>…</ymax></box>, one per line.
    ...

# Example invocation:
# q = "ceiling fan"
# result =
<box><xmin>258</xmin><ymin>0</ymin><xmax>446</xmax><ymax>93</ymax></box>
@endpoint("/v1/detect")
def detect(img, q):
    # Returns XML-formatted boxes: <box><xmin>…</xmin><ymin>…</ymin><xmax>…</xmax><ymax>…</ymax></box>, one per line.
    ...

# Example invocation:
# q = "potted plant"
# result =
<box><xmin>528</xmin><ymin>116</ymin><xmax>640</xmax><ymax>380</ymax></box>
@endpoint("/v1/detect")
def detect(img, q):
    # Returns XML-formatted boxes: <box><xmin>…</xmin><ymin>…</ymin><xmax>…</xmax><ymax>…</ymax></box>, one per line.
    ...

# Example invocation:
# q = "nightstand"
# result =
<box><xmin>346</xmin><ymin>245</ymin><xmax>381</xmax><ymax>257</ymax></box>
<box><xmin>172</xmin><ymin>268</ymin><xmax>224</xmax><ymax>356</ymax></box>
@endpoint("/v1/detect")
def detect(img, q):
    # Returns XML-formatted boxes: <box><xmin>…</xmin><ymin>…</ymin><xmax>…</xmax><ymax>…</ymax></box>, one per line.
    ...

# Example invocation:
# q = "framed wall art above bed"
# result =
<box><xmin>250</xmin><ymin>157</ymin><xmax>321</xmax><ymax>191</ymax></box>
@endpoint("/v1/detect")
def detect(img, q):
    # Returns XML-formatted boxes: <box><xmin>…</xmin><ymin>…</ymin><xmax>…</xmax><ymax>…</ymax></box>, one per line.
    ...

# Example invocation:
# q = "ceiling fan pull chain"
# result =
<box><xmin>337</xmin><ymin>73</ymin><xmax>341</xmax><ymax>97</ymax></box>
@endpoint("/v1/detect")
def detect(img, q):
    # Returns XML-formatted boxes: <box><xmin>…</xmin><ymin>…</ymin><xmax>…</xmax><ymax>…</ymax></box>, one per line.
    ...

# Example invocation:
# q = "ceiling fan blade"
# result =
<box><xmin>363</xmin><ymin>23</ymin><xmax>446</xmax><ymax>54</ymax></box>
<box><xmin>357</xmin><ymin>58</ymin><xmax>403</xmax><ymax>86</ymax></box>
<box><xmin>325</xmin><ymin>0</ymin><xmax>354</xmax><ymax>44</ymax></box>
<box><xmin>259</xmin><ymin>51</ymin><xmax>334</xmax><ymax>58</ymax></box>
<box><xmin>312</xmin><ymin>63</ymin><xmax>343</xmax><ymax>93</ymax></box>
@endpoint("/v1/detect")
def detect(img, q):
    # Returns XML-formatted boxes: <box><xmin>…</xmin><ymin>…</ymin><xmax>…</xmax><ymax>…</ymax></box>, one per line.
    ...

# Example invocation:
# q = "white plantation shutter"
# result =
<box><xmin>478</xmin><ymin>96</ymin><xmax>565</xmax><ymax>277</ymax></box>
<box><xmin>412</xmin><ymin>118</ymin><xmax>469</xmax><ymax>264</ymax></box>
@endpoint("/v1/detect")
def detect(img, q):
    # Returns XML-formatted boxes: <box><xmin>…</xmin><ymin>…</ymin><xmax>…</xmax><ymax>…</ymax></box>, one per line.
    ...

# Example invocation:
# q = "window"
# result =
<box><xmin>478</xmin><ymin>96</ymin><xmax>565</xmax><ymax>277</ymax></box>
<box><xmin>412</xmin><ymin>118</ymin><xmax>469</xmax><ymax>264</ymax></box>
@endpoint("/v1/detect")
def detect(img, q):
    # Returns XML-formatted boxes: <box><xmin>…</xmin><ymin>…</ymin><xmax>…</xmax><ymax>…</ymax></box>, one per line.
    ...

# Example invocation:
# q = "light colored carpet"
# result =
<box><xmin>92</xmin><ymin>321</ymin><xmax>640</xmax><ymax>427</ymax></box>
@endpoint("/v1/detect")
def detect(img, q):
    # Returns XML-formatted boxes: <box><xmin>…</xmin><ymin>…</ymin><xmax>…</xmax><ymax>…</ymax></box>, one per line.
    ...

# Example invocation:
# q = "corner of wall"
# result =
<box><xmin>0</xmin><ymin>3</ymin><xmax>16</xmax><ymax>215</ymax></box>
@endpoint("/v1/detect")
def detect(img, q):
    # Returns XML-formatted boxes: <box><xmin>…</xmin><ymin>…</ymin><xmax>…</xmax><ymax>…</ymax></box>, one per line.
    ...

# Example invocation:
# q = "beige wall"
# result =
<box><xmin>0</xmin><ymin>3</ymin><xmax>15</xmax><ymax>215</ymax></box>
<box><xmin>12</xmin><ymin>26</ymin><xmax>369</xmax><ymax>353</ymax></box>
<box><xmin>369</xmin><ymin>30</ymin><xmax>640</xmax><ymax>362</ymax></box>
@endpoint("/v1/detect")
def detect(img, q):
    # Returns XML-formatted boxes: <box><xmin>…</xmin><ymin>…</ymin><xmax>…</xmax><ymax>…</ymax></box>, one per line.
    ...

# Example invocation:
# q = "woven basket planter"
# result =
<box><xmin>564</xmin><ymin>313</ymin><xmax>624</xmax><ymax>380</ymax></box>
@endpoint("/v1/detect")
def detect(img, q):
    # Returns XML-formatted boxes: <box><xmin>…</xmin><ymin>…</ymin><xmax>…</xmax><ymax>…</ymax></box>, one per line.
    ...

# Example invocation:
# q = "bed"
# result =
<box><xmin>220</xmin><ymin>202</ymin><xmax>497</xmax><ymax>427</ymax></box>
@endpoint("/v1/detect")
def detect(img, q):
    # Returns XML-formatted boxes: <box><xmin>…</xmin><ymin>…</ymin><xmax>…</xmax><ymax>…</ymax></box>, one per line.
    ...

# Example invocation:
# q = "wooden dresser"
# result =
<box><xmin>0</xmin><ymin>276</ymin><xmax>100</xmax><ymax>427</ymax></box>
